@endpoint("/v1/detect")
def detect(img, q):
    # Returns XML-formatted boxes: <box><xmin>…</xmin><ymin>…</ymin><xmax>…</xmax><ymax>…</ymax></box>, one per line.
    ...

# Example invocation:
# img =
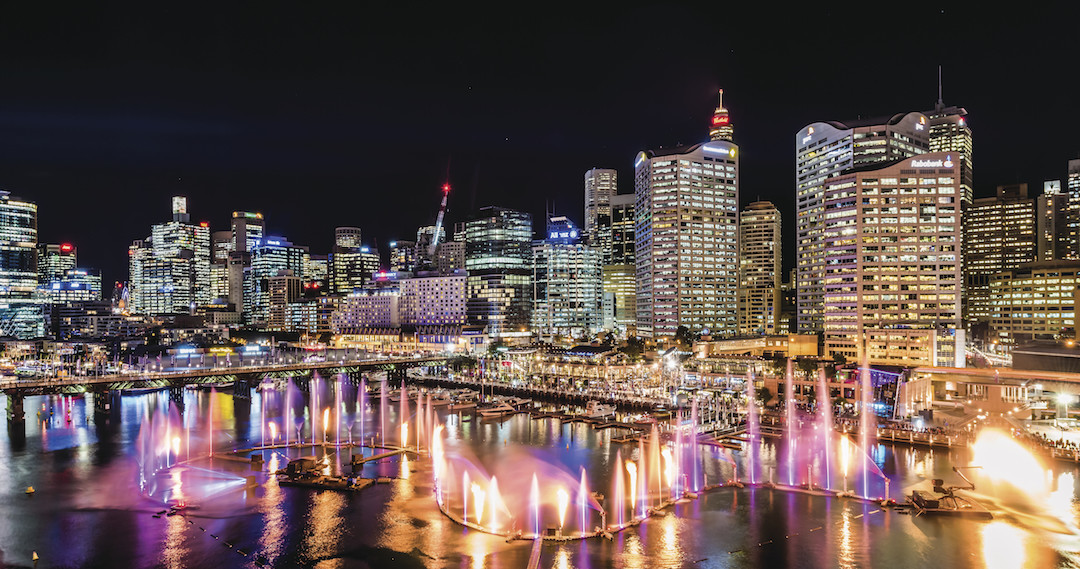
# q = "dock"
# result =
<box><xmin>351</xmin><ymin>448</ymin><xmax>409</xmax><ymax>466</ymax></box>
<box><xmin>526</xmin><ymin>538</ymin><xmax>543</xmax><ymax>569</ymax></box>
<box><xmin>908</xmin><ymin>490</ymin><xmax>992</xmax><ymax>520</ymax></box>
<box><xmin>277</xmin><ymin>475</ymin><xmax>375</xmax><ymax>492</ymax></box>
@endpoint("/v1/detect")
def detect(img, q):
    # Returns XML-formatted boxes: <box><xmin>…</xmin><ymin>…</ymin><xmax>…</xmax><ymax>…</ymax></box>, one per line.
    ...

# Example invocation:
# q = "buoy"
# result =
<box><xmin>25</xmin><ymin>486</ymin><xmax>35</xmax><ymax>494</ymax></box>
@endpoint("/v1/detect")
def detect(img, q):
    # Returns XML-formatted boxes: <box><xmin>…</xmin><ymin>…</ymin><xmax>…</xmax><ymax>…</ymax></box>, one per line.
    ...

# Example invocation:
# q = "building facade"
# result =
<box><xmin>738</xmin><ymin>201</ymin><xmax>781</xmax><ymax>336</ymax></box>
<box><xmin>584</xmin><ymin>168</ymin><xmax>617</xmax><ymax>261</ymax></box>
<box><xmin>0</xmin><ymin>191</ymin><xmax>44</xmax><ymax>338</ymax></box>
<box><xmin>962</xmin><ymin>184</ymin><xmax>1036</xmax><ymax>323</ymax></box>
<box><xmin>128</xmin><ymin>197</ymin><xmax>211</xmax><ymax>316</ymax></box>
<box><xmin>464</xmin><ymin>206</ymin><xmax>533</xmax><ymax>341</ymax></box>
<box><xmin>795</xmin><ymin>113</ymin><xmax>931</xmax><ymax>334</ymax></box>
<box><xmin>247</xmin><ymin>236</ymin><xmax>306</xmax><ymax>326</ymax></box>
<box><xmin>819</xmin><ymin>152</ymin><xmax>963</xmax><ymax>367</ymax></box>
<box><xmin>531</xmin><ymin>216</ymin><xmax>602</xmax><ymax>341</ymax></box>
<box><xmin>634</xmin><ymin>139</ymin><xmax>739</xmax><ymax>339</ymax></box>
<box><xmin>602</xmin><ymin>193</ymin><xmax>636</xmax><ymax>335</ymax></box>
<box><xmin>989</xmin><ymin>261</ymin><xmax>1080</xmax><ymax>345</ymax></box>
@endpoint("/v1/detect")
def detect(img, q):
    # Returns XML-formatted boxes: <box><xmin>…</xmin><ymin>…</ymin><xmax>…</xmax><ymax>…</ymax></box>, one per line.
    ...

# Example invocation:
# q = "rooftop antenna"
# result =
<box><xmin>936</xmin><ymin>65</ymin><xmax>944</xmax><ymax>110</ymax></box>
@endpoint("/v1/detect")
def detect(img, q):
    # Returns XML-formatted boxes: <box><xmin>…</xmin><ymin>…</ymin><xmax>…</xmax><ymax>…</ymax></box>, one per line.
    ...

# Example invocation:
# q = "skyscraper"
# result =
<box><xmin>584</xmin><ymin>168</ymin><xmax>617</xmax><ymax>260</ymax></box>
<box><xmin>635</xmin><ymin>135</ymin><xmax>739</xmax><ymax>339</ymax></box>
<box><xmin>0</xmin><ymin>191</ymin><xmax>43</xmax><ymax>338</ymax></box>
<box><xmin>926</xmin><ymin>90</ymin><xmax>973</xmax><ymax>208</ymax></box>
<box><xmin>330</xmin><ymin>227</ymin><xmax>376</xmax><ymax>294</ymax></box>
<box><xmin>532</xmin><ymin>216</ymin><xmax>602</xmax><ymax>341</ymax></box>
<box><xmin>602</xmin><ymin>193</ymin><xmax>636</xmax><ymax>335</ymax></box>
<box><xmin>1038</xmin><ymin>180</ymin><xmax>1071</xmax><ymax>261</ymax></box>
<box><xmin>37</xmin><ymin>243</ymin><xmax>76</xmax><ymax>284</ymax></box>
<box><xmin>464</xmin><ymin>206</ymin><xmax>533</xmax><ymax>340</ymax></box>
<box><xmin>1065</xmin><ymin>158</ymin><xmax>1080</xmax><ymax>260</ymax></box>
<box><xmin>229</xmin><ymin>211</ymin><xmax>264</xmax><ymax>318</ymax></box>
<box><xmin>819</xmin><ymin>152</ymin><xmax>962</xmax><ymax>366</ymax></box>
<box><xmin>962</xmin><ymin>184</ymin><xmax>1036</xmax><ymax>325</ymax></box>
<box><xmin>738</xmin><ymin>201</ymin><xmax>781</xmax><ymax>336</ymax></box>
<box><xmin>708</xmin><ymin>89</ymin><xmax>733</xmax><ymax>142</ymax></box>
<box><xmin>795</xmin><ymin>112</ymin><xmax>931</xmax><ymax>333</ymax></box>
<box><xmin>247</xmin><ymin>236</ymin><xmax>307</xmax><ymax>325</ymax></box>
<box><xmin>128</xmin><ymin>197</ymin><xmax>211</xmax><ymax>316</ymax></box>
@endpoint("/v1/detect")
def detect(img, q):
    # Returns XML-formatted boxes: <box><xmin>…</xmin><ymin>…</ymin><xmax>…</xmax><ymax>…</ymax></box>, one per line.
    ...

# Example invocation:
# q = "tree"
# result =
<box><xmin>674</xmin><ymin>325</ymin><xmax>697</xmax><ymax>349</ymax></box>
<box><xmin>833</xmin><ymin>353</ymin><xmax>847</xmax><ymax>366</ymax></box>
<box><xmin>797</xmin><ymin>358</ymin><xmax>818</xmax><ymax>380</ymax></box>
<box><xmin>620</xmin><ymin>336</ymin><xmax>645</xmax><ymax>362</ymax></box>
<box><xmin>756</xmin><ymin>386</ymin><xmax>773</xmax><ymax>407</ymax></box>
<box><xmin>766</xmin><ymin>356</ymin><xmax>787</xmax><ymax>378</ymax></box>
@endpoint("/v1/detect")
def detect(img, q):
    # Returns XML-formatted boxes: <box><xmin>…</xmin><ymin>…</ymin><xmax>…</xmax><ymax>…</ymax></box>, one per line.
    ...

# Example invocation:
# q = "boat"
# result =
<box><xmin>447</xmin><ymin>390</ymin><xmax>479</xmax><ymax>411</ymax></box>
<box><xmin>478</xmin><ymin>400</ymin><xmax>517</xmax><ymax>418</ymax></box>
<box><xmin>581</xmin><ymin>400</ymin><xmax>617</xmax><ymax>420</ymax></box>
<box><xmin>428</xmin><ymin>392</ymin><xmax>453</xmax><ymax>407</ymax></box>
<box><xmin>389</xmin><ymin>387</ymin><xmax>418</xmax><ymax>402</ymax></box>
<box><xmin>504</xmin><ymin>396</ymin><xmax>533</xmax><ymax>409</ymax></box>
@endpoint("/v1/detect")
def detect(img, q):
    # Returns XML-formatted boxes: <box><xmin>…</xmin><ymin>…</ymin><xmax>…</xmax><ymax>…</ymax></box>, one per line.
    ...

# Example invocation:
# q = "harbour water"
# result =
<box><xmin>1</xmin><ymin>382</ymin><xmax>1079</xmax><ymax>568</ymax></box>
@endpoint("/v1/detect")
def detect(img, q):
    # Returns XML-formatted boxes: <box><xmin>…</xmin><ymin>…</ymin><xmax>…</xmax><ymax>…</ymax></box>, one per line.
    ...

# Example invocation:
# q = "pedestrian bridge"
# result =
<box><xmin>2</xmin><ymin>355</ymin><xmax>447</xmax><ymax>423</ymax></box>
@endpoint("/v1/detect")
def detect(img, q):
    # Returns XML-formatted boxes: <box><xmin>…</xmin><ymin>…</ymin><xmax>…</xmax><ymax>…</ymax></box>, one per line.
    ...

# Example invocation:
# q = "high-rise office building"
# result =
<box><xmin>128</xmin><ymin>197</ymin><xmax>211</xmax><ymax>316</ymax></box>
<box><xmin>37</xmin><ymin>243</ymin><xmax>76</xmax><ymax>284</ymax></box>
<box><xmin>634</xmin><ymin>137</ymin><xmax>739</xmax><ymax>339</ymax></box>
<box><xmin>795</xmin><ymin>112</ymin><xmax>931</xmax><ymax>333</ymax></box>
<box><xmin>584</xmin><ymin>168</ymin><xmax>617</xmax><ymax>260</ymax></box>
<box><xmin>228</xmin><ymin>211</ymin><xmax>264</xmax><ymax>318</ymax></box>
<box><xmin>389</xmin><ymin>240</ymin><xmax>418</xmax><ymax>272</ymax></box>
<box><xmin>962</xmin><ymin>184</ymin><xmax>1036</xmax><ymax>323</ymax></box>
<box><xmin>1064</xmin><ymin>158</ymin><xmax>1080</xmax><ymax>261</ymax></box>
<box><xmin>330</xmin><ymin>227</ymin><xmax>377</xmax><ymax>294</ymax></box>
<box><xmin>0</xmin><ymin>191</ymin><xmax>43</xmax><ymax>338</ymax></box>
<box><xmin>302</xmin><ymin>253</ymin><xmax>329</xmax><ymax>294</ymax></box>
<box><xmin>247</xmin><ymin>236</ymin><xmax>306</xmax><ymax>325</ymax></box>
<box><xmin>267</xmin><ymin>271</ymin><xmax>302</xmax><ymax>331</ymax></box>
<box><xmin>989</xmin><ymin>261</ymin><xmax>1080</xmax><ymax>345</ymax></box>
<box><xmin>1038</xmin><ymin>180</ymin><xmax>1071</xmax><ymax>261</ymax></box>
<box><xmin>416</xmin><ymin>225</ymin><xmax>446</xmax><ymax>267</ymax></box>
<box><xmin>738</xmin><ymin>201</ymin><xmax>781</xmax><ymax>336</ymax></box>
<box><xmin>926</xmin><ymin>92</ymin><xmax>973</xmax><ymax>207</ymax></box>
<box><xmin>43</xmin><ymin>269</ymin><xmax>102</xmax><ymax>304</ymax></box>
<box><xmin>602</xmin><ymin>193</ymin><xmax>636</xmax><ymax>335</ymax></box>
<box><xmin>532</xmin><ymin>216</ymin><xmax>602</xmax><ymax>341</ymax></box>
<box><xmin>819</xmin><ymin>152</ymin><xmax>962</xmax><ymax>366</ymax></box>
<box><xmin>464</xmin><ymin>206</ymin><xmax>533</xmax><ymax>340</ymax></box>
<box><xmin>434</xmin><ymin>241</ymin><xmax>465</xmax><ymax>275</ymax></box>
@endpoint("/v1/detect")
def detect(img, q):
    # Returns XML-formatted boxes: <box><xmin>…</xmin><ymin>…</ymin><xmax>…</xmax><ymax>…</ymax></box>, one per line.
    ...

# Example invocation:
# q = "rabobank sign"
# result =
<box><xmin>911</xmin><ymin>155</ymin><xmax>954</xmax><ymax>168</ymax></box>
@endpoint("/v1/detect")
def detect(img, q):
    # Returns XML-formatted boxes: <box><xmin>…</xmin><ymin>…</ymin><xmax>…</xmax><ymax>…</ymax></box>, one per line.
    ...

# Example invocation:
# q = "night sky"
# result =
<box><xmin>1</xmin><ymin>4</ymin><xmax>1078</xmax><ymax>285</ymax></box>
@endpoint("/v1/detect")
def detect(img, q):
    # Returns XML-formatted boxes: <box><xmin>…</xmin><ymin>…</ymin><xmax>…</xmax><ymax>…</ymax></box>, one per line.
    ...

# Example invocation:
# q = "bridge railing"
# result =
<box><xmin>1</xmin><ymin>356</ymin><xmax>446</xmax><ymax>392</ymax></box>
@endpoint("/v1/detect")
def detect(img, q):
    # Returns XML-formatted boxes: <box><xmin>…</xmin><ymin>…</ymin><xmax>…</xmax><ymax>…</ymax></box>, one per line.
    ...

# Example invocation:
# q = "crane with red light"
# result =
<box><xmin>428</xmin><ymin>181</ymin><xmax>451</xmax><ymax>259</ymax></box>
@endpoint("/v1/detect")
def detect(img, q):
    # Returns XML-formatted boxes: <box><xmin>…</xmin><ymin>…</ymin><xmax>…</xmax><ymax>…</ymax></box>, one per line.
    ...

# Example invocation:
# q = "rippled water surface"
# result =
<box><xmin>1</xmin><ymin>385</ymin><xmax>1079</xmax><ymax>568</ymax></box>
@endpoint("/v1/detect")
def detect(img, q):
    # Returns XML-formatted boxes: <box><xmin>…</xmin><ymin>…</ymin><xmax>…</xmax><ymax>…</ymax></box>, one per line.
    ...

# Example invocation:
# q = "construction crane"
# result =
<box><xmin>428</xmin><ymin>181</ymin><xmax>451</xmax><ymax>258</ymax></box>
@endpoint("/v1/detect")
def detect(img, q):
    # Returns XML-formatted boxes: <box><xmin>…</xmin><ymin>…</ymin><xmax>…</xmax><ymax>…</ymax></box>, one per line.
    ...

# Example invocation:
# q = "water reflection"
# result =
<box><xmin>3</xmin><ymin>388</ymin><xmax>1080</xmax><ymax>568</ymax></box>
<box><xmin>258</xmin><ymin>453</ymin><xmax>287</xmax><ymax>565</ymax></box>
<box><xmin>981</xmin><ymin>521</ymin><xmax>1027</xmax><ymax>569</ymax></box>
<box><xmin>304</xmin><ymin>487</ymin><xmax>347</xmax><ymax>564</ymax></box>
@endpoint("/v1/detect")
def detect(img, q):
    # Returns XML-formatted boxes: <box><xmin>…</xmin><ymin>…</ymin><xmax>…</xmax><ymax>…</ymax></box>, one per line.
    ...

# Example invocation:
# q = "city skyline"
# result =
<box><xmin>1</xmin><ymin>5</ymin><xmax>1079</xmax><ymax>285</ymax></box>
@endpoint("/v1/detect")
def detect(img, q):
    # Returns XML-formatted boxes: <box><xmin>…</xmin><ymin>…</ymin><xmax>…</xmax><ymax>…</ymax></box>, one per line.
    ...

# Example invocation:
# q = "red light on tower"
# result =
<box><xmin>442</xmin><ymin>183</ymin><xmax>451</xmax><ymax>194</ymax></box>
